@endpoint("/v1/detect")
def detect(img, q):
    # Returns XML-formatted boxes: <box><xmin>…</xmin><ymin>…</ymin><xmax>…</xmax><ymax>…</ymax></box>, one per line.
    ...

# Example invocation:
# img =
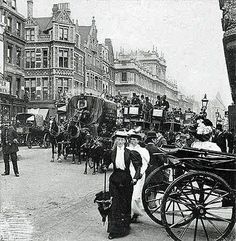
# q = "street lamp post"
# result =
<box><xmin>201</xmin><ymin>94</ymin><xmax>209</xmax><ymax>118</ymax></box>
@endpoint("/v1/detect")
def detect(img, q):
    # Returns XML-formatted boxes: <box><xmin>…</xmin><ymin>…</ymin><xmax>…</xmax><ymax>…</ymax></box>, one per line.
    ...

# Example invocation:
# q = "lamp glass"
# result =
<box><xmin>201</xmin><ymin>94</ymin><xmax>208</xmax><ymax>108</ymax></box>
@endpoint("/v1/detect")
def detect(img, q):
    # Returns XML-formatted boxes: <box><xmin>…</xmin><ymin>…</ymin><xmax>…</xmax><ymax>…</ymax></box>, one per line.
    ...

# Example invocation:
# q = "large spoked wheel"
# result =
<box><xmin>161</xmin><ymin>171</ymin><xmax>236</xmax><ymax>241</ymax></box>
<box><xmin>142</xmin><ymin>164</ymin><xmax>185</xmax><ymax>225</ymax></box>
<box><xmin>26</xmin><ymin>133</ymin><xmax>32</xmax><ymax>149</ymax></box>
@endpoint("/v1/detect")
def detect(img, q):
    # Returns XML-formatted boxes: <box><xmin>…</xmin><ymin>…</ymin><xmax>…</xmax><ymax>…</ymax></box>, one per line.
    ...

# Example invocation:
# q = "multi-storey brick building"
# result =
<box><xmin>24</xmin><ymin>1</ymin><xmax>85</xmax><ymax>117</ymax></box>
<box><xmin>114</xmin><ymin>50</ymin><xmax>178</xmax><ymax>107</ymax></box>
<box><xmin>79</xmin><ymin>18</ymin><xmax>115</xmax><ymax>96</ymax></box>
<box><xmin>0</xmin><ymin>0</ymin><xmax>26</xmax><ymax>124</ymax></box>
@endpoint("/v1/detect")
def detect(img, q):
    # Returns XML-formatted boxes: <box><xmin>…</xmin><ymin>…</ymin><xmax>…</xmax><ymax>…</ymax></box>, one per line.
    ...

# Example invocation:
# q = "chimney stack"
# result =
<box><xmin>27</xmin><ymin>0</ymin><xmax>33</xmax><ymax>19</ymax></box>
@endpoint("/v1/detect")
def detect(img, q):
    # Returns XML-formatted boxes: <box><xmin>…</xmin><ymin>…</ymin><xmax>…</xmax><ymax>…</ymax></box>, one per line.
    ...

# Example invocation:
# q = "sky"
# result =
<box><xmin>17</xmin><ymin>0</ymin><xmax>232</xmax><ymax>106</ymax></box>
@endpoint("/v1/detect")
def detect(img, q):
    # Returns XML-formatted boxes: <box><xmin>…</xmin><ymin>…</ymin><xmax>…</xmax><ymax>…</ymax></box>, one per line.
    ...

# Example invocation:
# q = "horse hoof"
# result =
<box><xmin>92</xmin><ymin>172</ymin><xmax>96</xmax><ymax>175</ymax></box>
<box><xmin>84</xmin><ymin>171</ymin><xmax>87</xmax><ymax>174</ymax></box>
<box><xmin>57</xmin><ymin>158</ymin><xmax>62</xmax><ymax>163</ymax></box>
<box><xmin>50</xmin><ymin>159</ymin><xmax>54</xmax><ymax>162</ymax></box>
<box><xmin>72</xmin><ymin>161</ymin><xmax>75</xmax><ymax>164</ymax></box>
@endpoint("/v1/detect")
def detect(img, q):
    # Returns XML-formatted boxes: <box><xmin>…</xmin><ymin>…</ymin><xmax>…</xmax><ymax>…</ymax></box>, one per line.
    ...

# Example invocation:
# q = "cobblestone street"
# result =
<box><xmin>0</xmin><ymin>147</ymin><xmax>173</xmax><ymax>241</ymax></box>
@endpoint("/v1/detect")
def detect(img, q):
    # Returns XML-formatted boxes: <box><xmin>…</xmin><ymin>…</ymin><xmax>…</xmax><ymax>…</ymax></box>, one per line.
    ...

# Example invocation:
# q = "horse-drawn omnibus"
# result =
<box><xmin>15</xmin><ymin>113</ymin><xmax>50</xmax><ymax>148</ymax></box>
<box><xmin>67</xmin><ymin>94</ymin><xmax>117</xmax><ymax>136</ymax></box>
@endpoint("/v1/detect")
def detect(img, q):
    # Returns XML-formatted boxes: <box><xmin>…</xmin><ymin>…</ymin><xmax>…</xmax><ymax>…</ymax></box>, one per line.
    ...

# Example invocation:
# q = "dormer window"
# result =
<box><xmin>26</xmin><ymin>29</ymin><xmax>35</xmax><ymax>41</ymax></box>
<box><xmin>59</xmin><ymin>27</ymin><xmax>68</xmax><ymax>41</ymax></box>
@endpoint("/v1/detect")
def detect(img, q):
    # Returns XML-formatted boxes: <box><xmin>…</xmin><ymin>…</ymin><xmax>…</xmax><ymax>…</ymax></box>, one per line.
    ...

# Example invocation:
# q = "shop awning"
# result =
<box><xmin>27</xmin><ymin>108</ymin><xmax>49</xmax><ymax>120</ymax></box>
<box><xmin>38</xmin><ymin>109</ymin><xmax>49</xmax><ymax>120</ymax></box>
<box><xmin>57</xmin><ymin>105</ymin><xmax>66</xmax><ymax>113</ymax></box>
<box><xmin>27</xmin><ymin>108</ymin><xmax>40</xmax><ymax>115</ymax></box>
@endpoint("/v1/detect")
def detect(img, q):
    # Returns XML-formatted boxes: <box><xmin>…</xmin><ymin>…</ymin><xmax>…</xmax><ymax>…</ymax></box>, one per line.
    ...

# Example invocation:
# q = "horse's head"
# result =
<box><xmin>49</xmin><ymin>119</ymin><xmax>60</xmax><ymax>137</ymax></box>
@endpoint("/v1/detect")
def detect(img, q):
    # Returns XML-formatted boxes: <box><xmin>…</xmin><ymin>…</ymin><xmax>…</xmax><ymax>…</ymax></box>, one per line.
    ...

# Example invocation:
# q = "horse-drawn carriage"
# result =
<box><xmin>49</xmin><ymin>94</ymin><xmax>117</xmax><ymax>173</ymax></box>
<box><xmin>142</xmin><ymin>145</ymin><xmax>236</xmax><ymax>240</ymax></box>
<box><xmin>15</xmin><ymin>113</ymin><xmax>50</xmax><ymax>148</ymax></box>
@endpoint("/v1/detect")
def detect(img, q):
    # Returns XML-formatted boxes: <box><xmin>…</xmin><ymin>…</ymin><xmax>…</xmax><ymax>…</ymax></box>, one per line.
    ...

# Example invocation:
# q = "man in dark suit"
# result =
<box><xmin>145</xmin><ymin>131</ymin><xmax>166</xmax><ymax>177</ymax></box>
<box><xmin>213</xmin><ymin>124</ymin><xmax>227</xmax><ymax>152</ymax></box>
<box><xmin>1</xmin><ymin>122</ymin><xmax>19</xmax><ymax>177</ymax></box>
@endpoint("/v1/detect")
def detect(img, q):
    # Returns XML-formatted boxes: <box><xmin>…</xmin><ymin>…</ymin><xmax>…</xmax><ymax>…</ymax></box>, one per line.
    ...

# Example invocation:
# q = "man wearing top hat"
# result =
<box><xmin>102</xmin><ymin>130</ymin><xmax>142</xmax><ymax>239</ymax></box>
<box><xmin>127</xmin><ymin>130</ymin><xmax>150</xmax><ymax>223</ymax></box>
<box><xmin>1</xmin><ymin>122</ymin><xmax>19</xmax><ymax>177</ymax></box>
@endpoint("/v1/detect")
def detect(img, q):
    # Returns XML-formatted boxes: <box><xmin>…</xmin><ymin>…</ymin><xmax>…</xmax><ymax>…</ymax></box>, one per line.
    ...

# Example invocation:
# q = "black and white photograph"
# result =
<box><xmin>0</xmin><ymin>0</ymin><xmax>236</xmax><ymax>240</ymax></box>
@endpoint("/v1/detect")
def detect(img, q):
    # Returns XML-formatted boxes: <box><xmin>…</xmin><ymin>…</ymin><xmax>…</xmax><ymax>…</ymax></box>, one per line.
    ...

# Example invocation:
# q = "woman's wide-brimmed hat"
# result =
<box><xmin>113</xmin><ymin>130</ymin><xmax>128</xmax><ymax>139</ymax></box>
<box><xmin>127</xmin><ymin>129</ymin><xmax>142</xmax><ymax>140</ymax></box>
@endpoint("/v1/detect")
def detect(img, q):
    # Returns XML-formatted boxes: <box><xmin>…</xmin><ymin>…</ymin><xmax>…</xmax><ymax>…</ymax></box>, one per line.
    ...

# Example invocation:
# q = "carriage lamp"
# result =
<box><xmin>201</xmin><ymin>94</ymin><xmax>209</xmax><ymax>109</ymax></box>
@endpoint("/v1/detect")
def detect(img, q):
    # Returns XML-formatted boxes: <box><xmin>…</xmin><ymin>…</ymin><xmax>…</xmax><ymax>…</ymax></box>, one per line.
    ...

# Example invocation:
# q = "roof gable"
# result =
<box><xmin>26</xmin><ymin>17</ymin><xmax>38</xmax><ymax>26</ymax></box>
<box><xmin>55</xmin><ymin>9</ymin><xmax>73</xmax><ymax>25</ymax></box>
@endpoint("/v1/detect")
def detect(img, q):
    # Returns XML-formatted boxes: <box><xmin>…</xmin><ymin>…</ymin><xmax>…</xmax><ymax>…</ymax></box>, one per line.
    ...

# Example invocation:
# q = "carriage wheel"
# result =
<box><xmin>161</xmin><ymin>171</ymin><xmax>236</xmax><ymax>241</ymax></box>
<box><xmin>142</xmin><ymin>164</ymin><xmax>185</xmax><ymax>226</ymax></box>
<box><xmin>26</xmin><ymin>133</ymin><xmax>32</xmax><ymax>149</ymax></box>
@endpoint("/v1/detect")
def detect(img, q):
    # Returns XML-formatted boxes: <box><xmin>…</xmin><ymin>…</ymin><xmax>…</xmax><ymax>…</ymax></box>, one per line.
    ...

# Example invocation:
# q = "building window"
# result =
<box><xmin>59</xmin><ymin>27</ymin><xmax>68</xmax><ymax>41</ymax></box>
<box><xmin>29</xmin><ymin>78</ymin><xmax>36</xmax><ymax>100</ymax></box>
<box><xmin>122</xmin><ymin>72</ymin><xmax>127</xmax><ymax>82</ymax></box>
<box><xmin>42</xmin><ymin>77</ymin><xmax>48</xmax><ymax>100</ymax></box>
<box><xmin>12</xmin><ymin>0</ymin><xmax>16</xmax><ymax>9</ymax></box>
<box><xmin>16</xmin><ymin>22</ymin><xmax>21</xmax><ymax>36</ymax></box>
<box><xmin>86</xmin><ymin>73</ymin><xmax>89</xmax><ymax>87</ymax></box>
<box><xmin>43</xmin><ymin>49</ymin><xmax>48</xmax><ymax>68</ymax></box>
<box><xmin>7</xmin><ymin>45</ymin><xmax>13</xmax><ymax>63</ymax></box>
<box><xmin>16</xmin><ymin>78</ymin><xmax>21</xmax><ymax>97</ymax></box>
<box><xmin>26</xmin><ymin>29</ymin><xmax>35</xmax><ymax>41</ymax></box>
<box><xmin>59</xmin><ymin>49</ymin><xmax>68</xmax><ymax>68</ymax></box>
<box><xmin>16</xmin><ymin>47</ymin><xmax>21</xmax><ymax>67</ymax></box>
<box><xmin>7</xmin><ymin>17</ymin><xmax>12</xmax><ymax>32</ymax></box>
<box><xmin>26</xmin><ymin>50</ymin><xmax>35</xmax><ymax>68</ymax></box>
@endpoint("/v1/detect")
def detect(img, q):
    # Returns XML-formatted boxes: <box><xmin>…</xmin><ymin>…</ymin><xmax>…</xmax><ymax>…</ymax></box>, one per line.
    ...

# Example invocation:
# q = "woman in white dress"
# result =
<box><xmin>190</xmin><ymin>118</ymin><xmax>221</xmax><ymax>152</ymax></box>
<box><xmin>127</xmin><ymin>130</ymin><xmax>150</xmax><ymax>223</ymax></box>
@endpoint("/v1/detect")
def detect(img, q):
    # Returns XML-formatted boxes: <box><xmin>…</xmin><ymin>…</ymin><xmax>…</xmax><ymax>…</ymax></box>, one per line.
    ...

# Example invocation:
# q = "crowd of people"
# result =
<box><xmin>96</xmin><ymin>115</ymin><xmax>236</xmax><ymax>239</ymax></box>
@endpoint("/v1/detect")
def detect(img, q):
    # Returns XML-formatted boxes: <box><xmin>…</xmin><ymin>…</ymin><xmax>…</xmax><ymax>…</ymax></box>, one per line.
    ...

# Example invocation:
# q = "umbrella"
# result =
<box><xmin>94</xmin><ymin>170</ymin><xmax>112</xmax><ymax>225</ymax></box>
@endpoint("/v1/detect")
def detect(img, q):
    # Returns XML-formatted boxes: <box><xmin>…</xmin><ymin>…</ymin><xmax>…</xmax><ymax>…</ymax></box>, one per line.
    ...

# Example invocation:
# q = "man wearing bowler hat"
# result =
<box><xmin>1</xmin><ymin>122</ymin><xmax>19</xmax><ymax>177</ymax></box>
<box><xmin>145</xmin><ymin>131</ymin><xmax>166</xmax><ymax>177</ymax></box>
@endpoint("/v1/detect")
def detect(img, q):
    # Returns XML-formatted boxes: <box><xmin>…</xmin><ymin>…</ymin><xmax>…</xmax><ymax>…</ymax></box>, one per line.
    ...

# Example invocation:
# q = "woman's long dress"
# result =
<box><xmin>128</xmin><ymin>145</ymin><xmax>150</xmax><ymax>217</ymax></box>
<box><xmin>104</xmin><ymin>148</ymin><xmax>142</xmax><ymax>236</ymax></box>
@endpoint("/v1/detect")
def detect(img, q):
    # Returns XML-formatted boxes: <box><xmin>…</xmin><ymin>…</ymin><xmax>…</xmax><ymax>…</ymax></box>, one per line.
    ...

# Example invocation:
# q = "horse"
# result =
<box><xmin>49</xmin><ymin>118</ymin><xmax>67</xmax><ymax>162</ymax></box>
<box><xmin>83</xmin><ymin>136</ymin><xmax>113</xmax><ymax>175</ymax></box>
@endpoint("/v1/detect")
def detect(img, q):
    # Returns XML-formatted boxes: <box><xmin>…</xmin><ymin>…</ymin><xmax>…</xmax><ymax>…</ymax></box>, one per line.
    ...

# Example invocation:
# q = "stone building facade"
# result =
<box><xmin>78</xmin><ymin>18</ymin><xmax>115</xmax><ymax>97</ymax></box>
<box><xmin>0</xmin><ymin>0</ymin><xmax>26</xmax><ymax>124</ymax></box>
<box><xmin>114</xmin><ymin>50</ymin><xmax>178</xmax><ymax>107</ymax></box>
<box><xmin>219</xmin><ymin>0</ymin><xmax>236</xmax><ymax>130</ymax></box>
<box><xmin>24</xmin><ymin>1</ymin><xmax>85</xmax><ymax>116</ymax></box>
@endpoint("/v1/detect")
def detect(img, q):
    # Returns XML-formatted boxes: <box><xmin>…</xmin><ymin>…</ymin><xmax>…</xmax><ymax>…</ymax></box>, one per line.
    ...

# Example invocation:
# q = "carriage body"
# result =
<box><xmin>67</xmin><ymin>95</ymin><xmax>117</xmax><ymax>136</ymax></box>
<box><xmin>15</xmin><ymin>113</ymin><xmax>49</xmax><ymax>148</ymax></box>
<box><xmin>142</xmin><ymin>146</ymin><xmax>236</xmax><ymax>241</ymax></box>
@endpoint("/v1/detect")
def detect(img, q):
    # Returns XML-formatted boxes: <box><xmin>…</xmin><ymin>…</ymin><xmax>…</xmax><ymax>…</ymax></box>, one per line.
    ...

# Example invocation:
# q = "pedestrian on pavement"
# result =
<box><xmin>212</xmin><ymin>124</ymin><xmax>227</xmax><ymax>152</ymax></box>
<box><xmin>127</xmin><ymin>130</ymin><xmax>150</xmax><ymax>223</ymax></box>
<box><xmin>226</xmin><ymin>129</ymin><xmax>234</xmax><ymax>153</ymax></box>
<box><xmin>1</xmin><ymin>122</ymin><xmax>19</xmax><ymax>177</ymax></box>
<box><xmin>102</xmin><ymin>130</ymin><xmax>142</xmax><ymax>239</ymax></box>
